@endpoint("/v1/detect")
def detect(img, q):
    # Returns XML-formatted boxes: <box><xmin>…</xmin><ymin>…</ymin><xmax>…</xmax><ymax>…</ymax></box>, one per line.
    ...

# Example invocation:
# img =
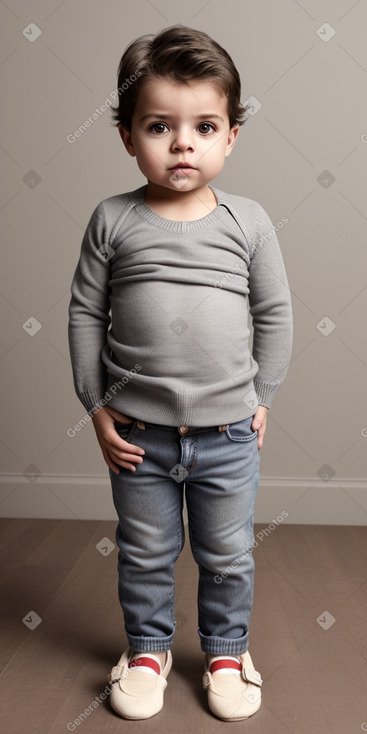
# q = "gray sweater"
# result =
<box><xmin>68</xmin><ymin>184</ymin><xmax>293</xmax><ymax>426</ymax></box>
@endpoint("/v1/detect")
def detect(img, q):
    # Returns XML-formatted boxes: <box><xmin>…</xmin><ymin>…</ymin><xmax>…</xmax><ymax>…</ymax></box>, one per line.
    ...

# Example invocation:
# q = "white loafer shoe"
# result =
<box><xmin>108</xmin><ymin>646</ymin><xmax>172</xmax><ymax>720</ymax></box>
<box><xmin>203</xmin><ymin>650</ymin><xmax>262</xmax><ymax>721</ymax></box>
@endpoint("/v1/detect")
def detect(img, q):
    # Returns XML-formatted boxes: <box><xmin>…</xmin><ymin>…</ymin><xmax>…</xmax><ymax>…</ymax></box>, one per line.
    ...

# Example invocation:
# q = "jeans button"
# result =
<box><xmin>178</xmin><ymin>425</ymin><xmax>189</xmax><ymax>435</ymax></box>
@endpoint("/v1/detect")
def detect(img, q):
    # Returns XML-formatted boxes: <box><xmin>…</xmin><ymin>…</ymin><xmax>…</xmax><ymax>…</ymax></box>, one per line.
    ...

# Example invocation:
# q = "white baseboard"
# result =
<box><xmin>0</xmin><ymin>475</ymin><xmax>366</xmax><ymax>524</ymax></box>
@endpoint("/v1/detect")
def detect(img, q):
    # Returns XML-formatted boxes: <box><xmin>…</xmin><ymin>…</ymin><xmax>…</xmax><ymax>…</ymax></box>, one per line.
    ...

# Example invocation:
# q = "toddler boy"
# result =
<box><xmin>68</xmin><ymin>24</ymin><xmax>293</xmax><ymax>722</ymax></box>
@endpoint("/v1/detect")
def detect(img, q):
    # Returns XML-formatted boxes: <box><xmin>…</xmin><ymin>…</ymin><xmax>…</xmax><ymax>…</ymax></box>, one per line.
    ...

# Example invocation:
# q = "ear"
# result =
<box><xmin>225</xmin><ymin>124</ymin><xmax>240</xmax><ymax>158</ymax></box>
<box><xmin>118</xmin><ymin>124</ymin><xmax>136</xmax><ymax>157</ymax></box>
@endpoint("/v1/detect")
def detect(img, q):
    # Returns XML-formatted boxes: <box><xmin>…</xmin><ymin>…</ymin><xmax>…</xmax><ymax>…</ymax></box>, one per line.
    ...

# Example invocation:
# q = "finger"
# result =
<box><xmin>119</xmin><ymin>461</ymin><xmax>137</xmax><ymax>472</ymax></box>
<box><xmin>104</xmin><ymin>447</ymin><xmax>139</xmax><ymax>473</ymax></box>
<box><xmin>111</xmin><ymin>447</ymin><xmax>145</xmax><ymax>465</ymax></box>
<box><xmin>114</xmin><ymin>437</ymin><xmax>145</xmax><ymax>456</ymax></box>
<box><xmin>252</xmin><ymin>415</ymin><xmax>261</xmax><ymax>430</ymax></box>
<box><xmin>257</xmin><ymin>425</ymin><xmax>266</xmax><ymax>450</ymax></box>
<box><xmin>110</xmin><ymin>438</ymin><xmax>145</xmax><ymax>464</ymax></box>
<box><xmin>102</xmin><ymin>447</ymin><xmax>121</xmax><ymax>474</ymax></box>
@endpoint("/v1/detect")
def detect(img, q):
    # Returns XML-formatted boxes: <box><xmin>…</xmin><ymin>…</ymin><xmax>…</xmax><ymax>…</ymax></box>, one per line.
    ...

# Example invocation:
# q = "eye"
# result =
<box><xmin>198</xmin><ymin>122</ymin><xmax>216</xmax><ymax>134</ymax></box>
<box><xmin>149</xmin><ymin>122</ymin><xmax>169</xmax><ymax>134</ymax></box>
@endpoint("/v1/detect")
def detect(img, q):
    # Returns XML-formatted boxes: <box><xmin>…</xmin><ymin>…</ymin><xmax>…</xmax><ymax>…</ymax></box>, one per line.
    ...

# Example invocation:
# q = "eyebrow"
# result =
<box><xmin>139</xmin><ymin>113</ymin><xmax>225</xmax><ymax>122</ymax></box>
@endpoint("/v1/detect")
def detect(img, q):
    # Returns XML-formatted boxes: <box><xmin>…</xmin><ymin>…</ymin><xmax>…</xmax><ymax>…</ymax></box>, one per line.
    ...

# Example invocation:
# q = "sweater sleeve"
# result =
<box><xmin>248</xmin><ymin>203</ymin><xmax>293</xmax><ymax>409</ymax></box>
<box><xmin>68</xmin><ymin>201</ymin><xmax>111</xmax><ymax>414</ymax></box>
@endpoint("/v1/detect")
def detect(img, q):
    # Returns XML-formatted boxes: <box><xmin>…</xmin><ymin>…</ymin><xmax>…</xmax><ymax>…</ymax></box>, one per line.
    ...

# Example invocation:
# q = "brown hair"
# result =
<box><xmin>110</xmin><ymin>24</ymin><xmax>250</xmax><ymax>131</ymax></box>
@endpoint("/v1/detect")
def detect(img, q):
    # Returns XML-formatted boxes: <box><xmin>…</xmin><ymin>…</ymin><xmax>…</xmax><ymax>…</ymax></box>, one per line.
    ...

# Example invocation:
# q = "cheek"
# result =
<box><xmin>136</xmin><ymin>140</ymin><xmax>163</xmax><ymax>165</ymax></box>
<box><xmin>200</xmin><ymin>136</ymin><xmax>224</xmax><ymax>156</ymax></box>
<box><xmin>204</xmin><ymin>144</ymin><xmax>226</xmax><ymax>168</ymax></box>
<box><xmin>213</xmin><ymin>138</ymin><xmax>229</xmax><ymax>156</ymax></box>
<box><xmin>133</xmin><ymin>147</ymin><xmax>153</xmax><ymax>172</ymax></box>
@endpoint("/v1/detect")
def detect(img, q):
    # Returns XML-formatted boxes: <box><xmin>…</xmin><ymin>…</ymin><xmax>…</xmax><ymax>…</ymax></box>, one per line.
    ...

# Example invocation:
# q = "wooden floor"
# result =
<box><xmin>1</xmin><ymin>519</ymin><xmax>366</xmax><ymax>734</ymax></box>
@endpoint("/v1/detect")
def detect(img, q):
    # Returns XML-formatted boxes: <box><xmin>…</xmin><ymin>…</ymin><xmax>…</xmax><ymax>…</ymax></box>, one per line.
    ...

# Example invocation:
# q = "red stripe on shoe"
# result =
<box><xmin>128</xmin><ymin>656</ymin><xmax>161</xmax><ymax>675</ymax></box>
<box><xmin>210</xmin><ymin>659</ymin><xmax>242</xmax><ymax>674</ymax></box>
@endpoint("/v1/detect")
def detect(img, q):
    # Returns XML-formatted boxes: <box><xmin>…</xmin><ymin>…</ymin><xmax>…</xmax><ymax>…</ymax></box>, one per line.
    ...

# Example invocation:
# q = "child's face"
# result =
<box><xmin>118</xmin><ymin>77</ymin><xmax>239</xmax><ymax>195</ymax></box>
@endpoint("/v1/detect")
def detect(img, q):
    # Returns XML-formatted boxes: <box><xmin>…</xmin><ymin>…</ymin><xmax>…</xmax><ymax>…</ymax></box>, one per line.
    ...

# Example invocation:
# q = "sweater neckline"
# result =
<box><xmin>134</xmin><ymin>184</ymin><xmax>226</xmax><ymax>233</ymax></box>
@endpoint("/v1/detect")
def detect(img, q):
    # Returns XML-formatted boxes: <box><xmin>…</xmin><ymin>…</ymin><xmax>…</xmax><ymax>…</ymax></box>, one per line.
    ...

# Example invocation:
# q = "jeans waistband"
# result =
<box><xmin>136</xmin><ymin>420</ymin><xmax>229</xmax><ymax>436</ymax></box>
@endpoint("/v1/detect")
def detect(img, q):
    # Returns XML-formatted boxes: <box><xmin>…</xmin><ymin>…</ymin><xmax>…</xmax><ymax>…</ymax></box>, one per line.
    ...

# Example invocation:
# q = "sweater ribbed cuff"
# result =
<box><xmin>78</xmin><ymin>387</ymin><xmax>108</xmax><ymax>416</ymax></box>
<box><xmin>253</xmin><ymin>380</ymin><xmax>279</xmax><ymax>409</ymax></box>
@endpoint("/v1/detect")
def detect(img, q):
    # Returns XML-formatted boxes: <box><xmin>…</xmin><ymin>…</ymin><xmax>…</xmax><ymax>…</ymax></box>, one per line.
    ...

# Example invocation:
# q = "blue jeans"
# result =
<box><xmin>109</xmin><ymin>416</ymin><xmax>260</xmax><ymax>655</ymax></box>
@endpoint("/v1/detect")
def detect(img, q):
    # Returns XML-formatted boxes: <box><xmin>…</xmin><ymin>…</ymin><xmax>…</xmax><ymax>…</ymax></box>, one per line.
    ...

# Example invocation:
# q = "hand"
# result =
<box><xmin>251</xmin><ymin>405</ymin><xmax>268</xmax><ymax>450</ymax></box>
<box><xmin>91</xmin><ymin>407</ymin><xmax>145</xmax><ymax>473</ymax></box>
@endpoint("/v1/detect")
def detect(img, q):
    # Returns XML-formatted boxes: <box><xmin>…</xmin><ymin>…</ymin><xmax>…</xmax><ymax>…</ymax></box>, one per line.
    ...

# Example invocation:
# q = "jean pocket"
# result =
<box><xmin>114</xmin><ymin>418</ymin><xmax>137</xmax><ymax>442</ymax></box>
<box><xmin>225</xmin><ymin>416</ymin><xmax>258</xmax><ymax>442</ymax></box>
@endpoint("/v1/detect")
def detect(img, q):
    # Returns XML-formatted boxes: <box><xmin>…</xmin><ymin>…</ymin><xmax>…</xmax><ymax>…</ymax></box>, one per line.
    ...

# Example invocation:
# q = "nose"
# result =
<box><xmin>171</xmin><ymin>125</ymin><xmax>194</xmax><ymax>151</ymax></box>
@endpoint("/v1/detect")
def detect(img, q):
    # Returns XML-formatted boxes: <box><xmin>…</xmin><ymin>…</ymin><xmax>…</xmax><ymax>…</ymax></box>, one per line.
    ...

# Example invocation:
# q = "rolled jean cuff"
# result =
<box><xmin>198</xmin><ymin>629</ymin><xmax>249</xmax><ymax>655</ymax></box>
<box><xmin>126</xmin><ymin>627</ymin><xmax>175</xmax><ymax>653</ymax></box>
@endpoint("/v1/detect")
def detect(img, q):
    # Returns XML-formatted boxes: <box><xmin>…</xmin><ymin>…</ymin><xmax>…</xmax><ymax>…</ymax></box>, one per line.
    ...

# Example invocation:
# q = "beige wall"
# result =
<box><xmin>1</xmin><ymin>1</ymin><xmax>366</xmax><ymax>523</ymax></box>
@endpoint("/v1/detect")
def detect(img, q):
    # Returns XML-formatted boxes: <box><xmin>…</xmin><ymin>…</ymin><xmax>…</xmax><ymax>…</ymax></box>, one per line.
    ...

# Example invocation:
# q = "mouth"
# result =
<box><xmin>169</xmin><ymin>163</ymin><xmax>197</xmax><ymax>170</ymax></box>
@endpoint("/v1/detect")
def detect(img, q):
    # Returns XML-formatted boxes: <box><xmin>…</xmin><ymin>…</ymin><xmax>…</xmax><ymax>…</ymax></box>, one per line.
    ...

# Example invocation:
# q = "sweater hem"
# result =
<box><xmin>104</xmin><ymin>388</ymin><xmax>259</xmax><ymax>427</ymax></box>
